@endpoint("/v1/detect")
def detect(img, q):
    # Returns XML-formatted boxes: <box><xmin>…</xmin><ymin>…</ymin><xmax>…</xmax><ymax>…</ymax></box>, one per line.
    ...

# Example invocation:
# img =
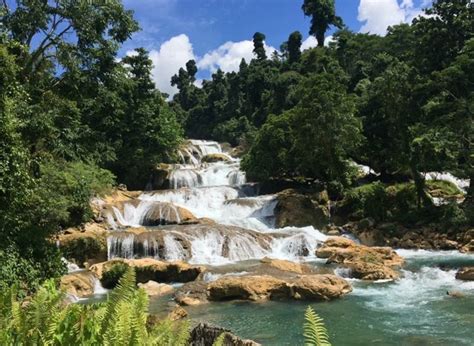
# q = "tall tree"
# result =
<box><xmin>287</xmin><ymin>31</ymin><xmax>303</xmax><ymax>64</ymax></box>
<box><xmin>302</xmin><ymin>0</ymin><xmax>343</xmax><ymax>47</ymax></box>
<box><xmin>253</xmin><ymin>32</ymin><xmax>267</xmax><ymax>60</ymax></box>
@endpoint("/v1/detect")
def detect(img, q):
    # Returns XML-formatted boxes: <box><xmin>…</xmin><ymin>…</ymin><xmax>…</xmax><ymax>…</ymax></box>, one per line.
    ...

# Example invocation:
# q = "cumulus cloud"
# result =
<box><xmin>147</xmin><ymin>34</ymin><xmax>195</xmax><ymax>96</ymax></box>
<box><xmin>197</xmin><ymin>40</ymin><xmax>277</xmax><ymax>74</ymax></box>
<box><xmin>358</xmin><ymin>0</ymin><xmax>430</xmax><ymax>36</ymax></box>
<box><xmin>301</xmin><ymin>35</ymin><xmax>334</xmax><ymax>50</ymax></box>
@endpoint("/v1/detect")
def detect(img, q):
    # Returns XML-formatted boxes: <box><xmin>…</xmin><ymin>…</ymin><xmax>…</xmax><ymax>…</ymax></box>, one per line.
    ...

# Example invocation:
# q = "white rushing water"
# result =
<box><xmin>106</xmin><ymin>140</ymin><xmax>329</xmax><ymax>264</ymax></box>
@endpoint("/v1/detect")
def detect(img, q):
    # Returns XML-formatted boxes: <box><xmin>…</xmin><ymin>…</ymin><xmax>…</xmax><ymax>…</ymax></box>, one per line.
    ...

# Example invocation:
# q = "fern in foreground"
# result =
<box><xmin>0</xmin><ymin>268</ymin><xmax>190</xmax><ymax>345</ymax></box>
<box><xmin>303</xmin><ymin>306</ymin><xmax>331</xmax><ymax>346</ymax></box>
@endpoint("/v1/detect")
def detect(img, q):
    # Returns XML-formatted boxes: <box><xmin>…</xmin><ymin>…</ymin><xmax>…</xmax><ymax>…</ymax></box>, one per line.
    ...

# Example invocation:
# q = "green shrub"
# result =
<box><xmin>342</xmin><ymin>182</ymin><xmax>389</xmax><ymax>221</ymax></box>
<box><xmin>0</xmin><ymin>268</ymin><xmax>190</xmax><ymax>345</ymax></box>
<box><xmin>61</xmin><ymin>236</ymin><xmax>107</xmax><ymax>266</ymax></box>
<box><xmin>0</xmin><ymin>244</ymin><xmax>66</xmax><ymax>294</ymax></box>
<box><xmin>35</xmin><ymin>160</ymin><xmax>115</xmax><ymax>228</ymax></box>
<box><xmin>101</xmin><ymin>262</ymin><xmax>130</xmax><ymax>289</ymax></box>
<box><xmin>426</xmin><ymin>180</ymin><xmax>462</xmax><ymax>198</ymax></box>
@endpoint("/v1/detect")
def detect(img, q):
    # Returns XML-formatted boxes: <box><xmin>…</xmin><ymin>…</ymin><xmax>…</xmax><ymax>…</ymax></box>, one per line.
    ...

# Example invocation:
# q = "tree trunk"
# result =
<box><xmin>411</xmin><ymin>165</ymin><xmax>429</xmax><ymax>208</ymax></box>
<box><xmin>316</xmin><ymin>31</ymin><xmax>325</xmax><ymax>47</ymax></box>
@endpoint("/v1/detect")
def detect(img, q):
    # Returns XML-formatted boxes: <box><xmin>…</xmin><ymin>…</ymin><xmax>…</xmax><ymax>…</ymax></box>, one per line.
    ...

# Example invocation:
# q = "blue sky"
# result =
<box><xmin>119</xmin><ymin>0</ymin><xmax>433</xmax><ymax>95</ymax></box>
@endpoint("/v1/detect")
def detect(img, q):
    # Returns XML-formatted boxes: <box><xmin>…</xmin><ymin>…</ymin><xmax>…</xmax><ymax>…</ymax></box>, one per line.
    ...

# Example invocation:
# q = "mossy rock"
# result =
<box><xmin>201</xmin><ymin>153</ymin><xmax>231</xmax><ymax>163</ymax></box>
<box><xmin>61</xmin><ymin>233</ymin><xmax>107</xmax><ymax>267</ymax></box>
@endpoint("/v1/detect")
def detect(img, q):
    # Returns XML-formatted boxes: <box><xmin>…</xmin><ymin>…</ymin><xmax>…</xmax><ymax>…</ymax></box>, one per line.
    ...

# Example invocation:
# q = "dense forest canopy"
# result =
<box><xmin>0</xmin><ymin>0</ymin><xmax>473</xmax><ymax>290</ymax></box>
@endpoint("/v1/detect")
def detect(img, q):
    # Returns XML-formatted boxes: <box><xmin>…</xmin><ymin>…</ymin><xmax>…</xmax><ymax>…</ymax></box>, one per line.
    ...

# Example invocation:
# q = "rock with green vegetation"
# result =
<box><xmin>316</xmin><ymin>237</ymin><xmax>404</xmax><ymax>280</ymax></box>
<box><xmin>101</xmin><ymin>262</ymin><xmax>130</xmax><ymax>289</ymax></box>
<box><xmin>91</xmin><ymin>258</ymin><xmax>205</xmax><ymax>284</ymax></box>
<box><xmin>59</xmin><ymin>223</ymin><xmax>108</xmax><ymax>267</ymax></box>
<box><xmin>274</xmin><ymin>189</ymin><xmax>330</xmax><ymax>229</ymax></box>
<box><xmin>201</xmin><ymin>153</ymin><xmax>232</xmax><ymax>163</ymax></box>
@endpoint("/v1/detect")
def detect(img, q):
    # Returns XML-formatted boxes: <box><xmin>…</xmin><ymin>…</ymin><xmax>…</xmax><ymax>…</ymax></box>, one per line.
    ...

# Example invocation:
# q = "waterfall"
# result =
<box><xmin>107</xmin><ymin>139</ymin><xmax>329</xmax><ymax>265</ymax></box>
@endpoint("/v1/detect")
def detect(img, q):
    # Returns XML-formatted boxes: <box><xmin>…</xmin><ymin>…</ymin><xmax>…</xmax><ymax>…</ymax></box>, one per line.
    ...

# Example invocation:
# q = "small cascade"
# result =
<box><xmin>167</xmin><ymin>140</ymin><xmax>246</xmax><ymax>189</ymax></box>
<box><xmin>424</xmin><ymin>172</ymin><xmax>470</xmax><ymax>192</ymax></box>
<box><xmin>106</xmin><ymin>201</ymin><xmax>189</xmax><ymax>228</ymax></box>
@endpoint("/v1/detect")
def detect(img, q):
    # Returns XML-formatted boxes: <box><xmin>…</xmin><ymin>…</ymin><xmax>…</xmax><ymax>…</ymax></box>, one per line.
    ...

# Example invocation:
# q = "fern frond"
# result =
<box><xmin>212</xmin><ymin>332</ymin><xmax>227</xmax><ymax>346</ymax></box>
<box><xmin>303</xmin><ymin>306</ymin><xmax>331</xmax><ymax>346</ymax></box>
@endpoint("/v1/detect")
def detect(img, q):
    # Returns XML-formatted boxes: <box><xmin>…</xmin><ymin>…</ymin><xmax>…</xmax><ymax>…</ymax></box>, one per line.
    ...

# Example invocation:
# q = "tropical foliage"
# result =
<box><xmin>0</xmin><ymin>268</ymin><xmax>190</xmax><ymax>345</ymax></box>
<box><xmin>303</xmin><ymin>306</ymin><xmax>331</xmax><ymax>346</ymax></box>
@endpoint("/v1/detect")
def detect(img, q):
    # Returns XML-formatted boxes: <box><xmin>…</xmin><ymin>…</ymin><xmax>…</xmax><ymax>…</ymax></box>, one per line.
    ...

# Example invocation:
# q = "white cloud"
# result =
<box><xmin>358</xmin><ymin>0</ymin><xmax>429</xmax><ymax>36</ymax></box>
<box><xmin>147</xmin><ymin>34</ymin><xmax>195</xmax><ymax>96</ymax></box>
<box><xmin>301</xmin><ymin>35</ymin><xmax>334</xmax><ymax>50</ymax></box>
<box><xmin>197</xmin><ymin>40</ymin><xmax>277</xmax><ymax>74</ymax></box>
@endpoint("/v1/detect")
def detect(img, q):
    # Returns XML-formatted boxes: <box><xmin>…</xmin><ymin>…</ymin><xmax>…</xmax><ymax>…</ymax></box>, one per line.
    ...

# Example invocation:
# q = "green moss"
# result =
<box><xmin>61</xmin><ymin>236</ymin><xmax>107</xmax><ymax>266</ymax></box>
<box><xmin>101</xmin><ymin>262</ymin><xmax>130</xmax><ymax>289</ymax></box>
<box><xmin>426</xmin><ymin>180</ymin><xmax>462</xmax><ymax>197</ymax></box>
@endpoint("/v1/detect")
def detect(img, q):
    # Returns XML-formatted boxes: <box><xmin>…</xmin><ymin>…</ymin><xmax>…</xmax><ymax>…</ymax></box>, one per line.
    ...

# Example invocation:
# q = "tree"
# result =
<box><xmin>253</xmin><ymin>32</ymin><xmax>267</xmax><ymax>60</ymax></box>
<box><xmin>243</xmin><ymin>71</ymin><xmax>361</xmax><ymax>188</ymax></box>
<box><xmin>287</xmin><ymin>31</ymin><xmax>303</xmax><ymax>64</ymax></box>
<box><xmin>302</xmin><ymin>0</ymin><xmax>343</xmax><ymax>47</ymax></box>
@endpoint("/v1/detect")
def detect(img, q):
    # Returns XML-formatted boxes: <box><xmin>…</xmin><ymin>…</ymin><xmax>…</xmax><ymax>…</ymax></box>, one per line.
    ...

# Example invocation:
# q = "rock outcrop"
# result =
<box><xmin>90</xmin><ymin>258</ymin><xmax>205</xmax><ymax>283</ymax></box>
<box><xmin>59</xmin><ymin>223</ymin><xmax>108</xmax><ymax>267</ymax></box>
<box><xmin>190</xmin><ymin>323</ymin><xmax>260</xmax><ymax>346</ymax></box>
<box><xmin>316</xmin><ymin>236</ymin><xmax>404</xmax><ymax>280</ymax></box>
<box><xmin>201</xmin><ymin>153</ymin><xmax>232</xmax><ymax>163</ymax></box>
<box><xmin>167</xmin><ymin>305</ymin><xmax>188</xmax><ymax>321</ymax></box>
<box><xmin>274</xmin><ymin>189</ymin><xmax>329</xmax><ymax>229</ymax></box>
<box><xmin>455</xmin><ymin>267</ymin><xmax>474</xmax><ymax>281</ymax></box>
<box><xmin>60</xmin><ymin>272</ymin><xmax>96</xmax><ymax>298</ymax></box>
<box><xmin>207</xmin><ymin>274</ymin><xmax>351</xmax><ymax>302</ymax></box>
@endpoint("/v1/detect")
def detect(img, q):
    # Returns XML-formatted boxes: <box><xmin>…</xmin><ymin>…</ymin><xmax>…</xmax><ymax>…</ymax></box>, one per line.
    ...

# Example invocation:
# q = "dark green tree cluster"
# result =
<box><xmin>0</xmin><ymin>1</ymin><xmax>183</xmax><ymax>289</ymax></box>
<box><xmin>172</xmin><ymin>0</ymin><xmax>473</xmax><ymax>223</ymax></box>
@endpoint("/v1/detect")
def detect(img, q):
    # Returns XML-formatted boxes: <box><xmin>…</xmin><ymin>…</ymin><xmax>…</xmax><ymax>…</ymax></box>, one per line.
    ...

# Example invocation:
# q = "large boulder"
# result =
<box><xmin>208</xmin><ymin>275</ymin><xmax>290</xmax><ymax>301</ymax></box>
<box><xmin>456</xmin><ymin>267</ymin><xmax>474</xmax><ymax>281</ymax></box>
<box><xmin>138</xmin><ymin>280</ymin><xmax>174</xmax><ymax>296</ymax></box>
<box><xmin>274</xmin><ymin>189</ymin><xmax>330</xmax><ymax>229</ymax></box>
<box><xmin>60</xmin><ymin>272</ymin><xmax>96</xmax><ymax>298</ymax></box>
<box><xmin>141</xmin><ymin>202</ymin><xmax>196</xmax><ymax>226</ymax></box>
<box><xmin>316</xmin><ymin>236</ymin><xmax>404</xmax><ymax>280</ymax></box>
<box><xmin>291</xmin><ymin>275</ymin><xmax>352</xmax><ymax>300</ymax></box>
<box><xmin>207</xmin><ymin>274</ymin><xmax>351</xmax><ymax>302</ymax></box>
<box><xmin>90</xmin><ymin>258</ymin><xmax>205</xmax><ymax>283</ymax></box>
<box><xmin>104</xmin><ymin>200</ymin><xmax>197</xmax><ymax>227</ymax></box>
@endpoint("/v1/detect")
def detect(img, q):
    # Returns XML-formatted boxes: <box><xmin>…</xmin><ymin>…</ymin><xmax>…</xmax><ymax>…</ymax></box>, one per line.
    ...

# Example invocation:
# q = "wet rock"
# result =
<box><xmin>316</xmin><ymin>236</ymin><xmax>404</xmax><ymax>280</ymax></box>
<box><xmin>168</xmin><ymin>305</ymin><xmax>188</xmax><ymax>321</ymax></box>
<box><xmin>207</xmin><ymin>274</ymin><xmax>351</xmax><ymax>302</ymax></box>
<box><xmin>455</xmin><ymin>267</ymin><xmax>474</xmax><ymax>281</ymax></box>
<box><xmin>208</xmin><ymin>275</ymin><xmax>290</xmax><ymax>301</ymax></box>
<box><xmin>201</xmin><ymin>153</ymin><xmax>232</xmax><ymax>163</ymax></box>
<box><xmin>190</xmin><ymin>323</ymin><xmax>260</xmax><ymax>346</ymax></box>
<box><xmin>175</xmin><ymin>281</ymin><xmax>209</xmax><ymax>306</ymax></box>
<box><xmin>142</xmin><ymin>202</ymin><xmax>196</xmax><ymax>226</ymax></box>
<box><xmin>138</xmin><ymin>281</ymin><xmax>174</xmax><ymax>296</ymax></box>
<box><xmin>447</xmin><ymin>290</ymin><xmax>465</xmax><ymax>298</ymax></box>
<box><xmin>60</xmin><ymin>272</ymin><xmax>95</xmax><ymax>298</ymax></box>
<box><xmin>460</xmin><ymin>240</ymin><xmax>474</xmax><ymax>253</ymax></box>
<box><xmin>291</xmin><ymin>275</ymin><xmax>352</xmax><ymax>300</ymax></box>
<box><xmin>259</xmin><ymin>257</ymin><xmax>312</xmax><ymax>274</ymax></box>
<box><xmin>90</xmin><ymin>258</ymin><xmax>205</xmax><ymax>283</ymax></box>
<box><xmin>149</xmin><ymin>164</ymin><xmax>172</xmax><ymax>190</ymax></box>
<box><xmin>274</xmin><ymin>189</ymin><xmax>330</xmax><ymax>229</ymax></box>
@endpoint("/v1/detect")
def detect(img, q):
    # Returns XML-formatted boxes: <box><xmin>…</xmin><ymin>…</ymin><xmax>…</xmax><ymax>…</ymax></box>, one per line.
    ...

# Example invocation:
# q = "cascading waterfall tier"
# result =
<box><xmin>167</xmin><ymin>140</ymin><xmax>245</xmax><ymax>189</ymax></box>
<box><xmin>108</xmin><ymin>139</ymin><xmax>328</xmax><ymax>265</ymax></box>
